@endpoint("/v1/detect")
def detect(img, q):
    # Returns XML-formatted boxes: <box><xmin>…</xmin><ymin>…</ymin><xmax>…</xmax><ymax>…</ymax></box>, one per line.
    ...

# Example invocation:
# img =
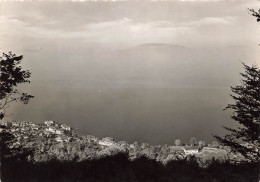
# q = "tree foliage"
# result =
<box><xmin>175</xmin><ymin>139</ymin><xmax>181</xmax><ymax>146</ymax></box>
<box><xmin>214</xmin><ymin>63</ymin><xmax>260</xmax><ymax>162</ymax></box>
<box><xmin>189</xmin><ymin>137</ymin><xmax>198</xmax><ymax>146</ymax></box>
<box><xmin>0</xmin><ymin>52</ymin><xmax>34</xmax><ymax>119</ymax></box>
<box><xmin>249</xmin><ymin>8</ymin><xmax>260</xmax><ymax>22</ymax></box>
<box><xmin>2</xmin><ymin>153</ymin><xmax>259</xmax><ymax>182</ymax></box>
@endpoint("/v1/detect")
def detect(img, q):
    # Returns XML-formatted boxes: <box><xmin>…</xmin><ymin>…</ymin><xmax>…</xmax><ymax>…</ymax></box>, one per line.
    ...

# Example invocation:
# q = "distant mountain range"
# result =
<box><xmin>136</xmin><ymin>43</ymin><xmax>188</xmax><ymax>49</ymax></box>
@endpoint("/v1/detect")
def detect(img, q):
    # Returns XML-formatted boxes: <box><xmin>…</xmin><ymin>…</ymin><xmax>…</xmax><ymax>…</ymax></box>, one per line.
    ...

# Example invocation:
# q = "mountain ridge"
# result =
<box><xmin>137</xmin><ymin>43</ymin><xmax>188</xmax><ymax>49</ymax></box>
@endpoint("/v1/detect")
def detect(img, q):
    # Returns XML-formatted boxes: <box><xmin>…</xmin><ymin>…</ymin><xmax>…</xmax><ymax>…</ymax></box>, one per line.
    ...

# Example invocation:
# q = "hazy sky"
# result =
<box><xmin>1</xmin><ymin>1</ymin><xmax>260</xmax><ymax>50</ymax></box>
<box><xmin>0</xmin><ymin>0</ymin><xmax>259</xmax><ymax>144</ymax></box>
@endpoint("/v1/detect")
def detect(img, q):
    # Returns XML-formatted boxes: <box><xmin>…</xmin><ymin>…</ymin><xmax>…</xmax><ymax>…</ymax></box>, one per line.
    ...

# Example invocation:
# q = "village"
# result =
<box><xmin>0</xmin><ymin>120</ymin><xmax>238</xmax><ymax>164</ymax></box>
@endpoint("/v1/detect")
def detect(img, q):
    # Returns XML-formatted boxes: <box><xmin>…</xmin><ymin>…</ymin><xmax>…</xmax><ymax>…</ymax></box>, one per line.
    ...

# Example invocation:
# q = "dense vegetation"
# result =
<box><xmin>2</xmin><ymin>152</ymin><xmax>259</xmax><ymax>182</ymax></box>
<box><xmin>1</xmin><ymin>121</ymin><xmax>256</xmax><ymax>182</ymax></box>
<box><xmin>0</xmin><ymin>121</ymin><xmax>241</xmax><ymax>163</ymax></box>
<box><xmin>0</xmin><ymin>52</ymin><xmax>34</xmax><ymax>119</ymax></box>
<box><xmin>215</xmin><ymin>63</ymin><xmax>260</xmax><ymax>162</ymax></box>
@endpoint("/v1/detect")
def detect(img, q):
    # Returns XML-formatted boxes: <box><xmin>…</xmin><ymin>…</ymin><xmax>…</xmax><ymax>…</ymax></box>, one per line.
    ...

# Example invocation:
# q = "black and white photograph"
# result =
<box><xmin>0</xmin><ymin>0</ymin><xmax>259</xmax><ymax>181</ymax></box>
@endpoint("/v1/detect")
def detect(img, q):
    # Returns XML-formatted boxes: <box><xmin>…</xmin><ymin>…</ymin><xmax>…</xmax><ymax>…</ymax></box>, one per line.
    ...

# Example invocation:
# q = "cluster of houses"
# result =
<box><xmin>1</xmin><ymin>120</ymin><xmax>76</xmax><ymax>145</ymax></box>
<box><xmin>1</xmin><ymin>121</ymin><xmax>105</xmax><ymax>149</ymax></box>
<box><xmin>44</xmin><ymin>121</ymin><xmax>71</xmax><ymax>135</ymax></box>
<box><xmin>0</xmin><ymin>121</ymin><xmax>231</xmax><ymax>162</ymax></box>
<box><xmin>96</xmin><ymin>136</ymin><xmax>223</xmax><ymax>157</ymax></box>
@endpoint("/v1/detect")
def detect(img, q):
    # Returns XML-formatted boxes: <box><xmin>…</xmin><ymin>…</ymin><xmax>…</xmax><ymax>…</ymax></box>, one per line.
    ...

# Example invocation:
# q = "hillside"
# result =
<box><xmin>0</xmin><ymin>121</ymin><xmax>244</xmax><ymax>164</ymax></box>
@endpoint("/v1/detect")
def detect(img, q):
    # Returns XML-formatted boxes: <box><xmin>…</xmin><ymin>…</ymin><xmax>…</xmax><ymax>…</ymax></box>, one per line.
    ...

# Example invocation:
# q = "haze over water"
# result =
<box><xmin>1</xmin><ymin>0</ymin><xmax>259</xmax><ymax>144</ymax></box>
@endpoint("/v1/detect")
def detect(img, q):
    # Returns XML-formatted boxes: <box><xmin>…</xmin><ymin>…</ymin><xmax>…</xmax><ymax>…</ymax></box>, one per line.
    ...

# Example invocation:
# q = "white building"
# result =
<box><xmin>55</xmin><ymin>130</ymin><xmax>63</xmax><ymax>135</ymax></box>
<box><xmin>99</xmin><ymin>137</ymin><xmax>116</xmax><ymax>147</ymax></box>
<box><xmin>44</xmin><ymin>120</ymin><xmax>55</xmax><ymax>126</ymax></box>
<box><xmin>46</xmin><ymin>126</ymin><xmax>56</xmax><ymax>133</ymax></box>
<box><xmin>12</xmin><ymin>122</ymin><xmax>20</xmax><ymax>127</ymax></box>
<box><xmin>31</xmin><ymin>126</ymin><xmax>39</xmax><ymax>130</ymax></box>
<box><xmin>183</xmin><ymin>149</ymin><xmax>199</xmax><ymax>155</ymax></box>
<box><xmin>55</xmin><ymin>136</ymin><xmax>64</xmax><ymax>142</ymax></box>
<box><xmin>200</xmin><ymin>147</ymin><xmax>225</xmax><ymax>153</ymax></box>
<box><xmin>61</xmin><ymin>124</ymin><xmax>71</xmax><ymax>131</ymax></box>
